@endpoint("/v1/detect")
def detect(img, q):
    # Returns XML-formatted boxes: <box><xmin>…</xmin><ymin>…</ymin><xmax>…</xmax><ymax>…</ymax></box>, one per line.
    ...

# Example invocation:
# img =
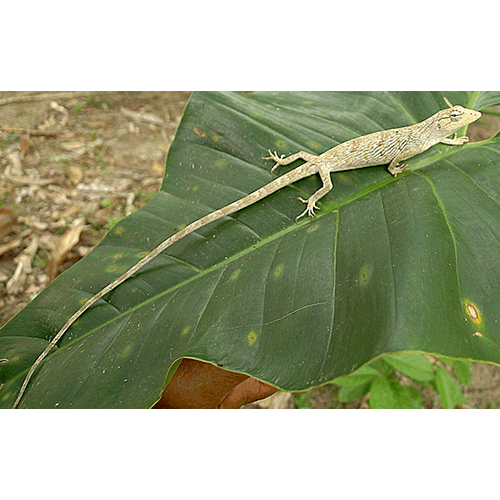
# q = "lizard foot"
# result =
<box><xmin>388</xmin><ymin>163</ymin><xmax>409</xmax><ymax>177</ymax></box>
<box><xmin>455</xmin><ymin>136</ymin><xmax>469</xmax><ymax>145</ymax></box>
<box><xmin>262</xmin><ymin>150</ymin><xmax>286</xmax><ymax>173</ymax></box>
<box><xmin>295</xmin><ymin>197</ymin><xmax>319</xmax><ymax>221</ymax></box>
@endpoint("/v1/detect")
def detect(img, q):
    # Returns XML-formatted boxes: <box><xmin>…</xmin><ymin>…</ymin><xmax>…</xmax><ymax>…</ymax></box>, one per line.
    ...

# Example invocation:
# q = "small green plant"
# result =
<box><xmin>294</xmin><ymin>392</ymin><xmax>313</xmax><ymax>409</ymax></box>
<box><xmin>332</xmin><ymin>352</ymin><xmax>471</xmax><ymax>409</ymax></box>
<box><xmin>86</xmin><ymin>94</ymin><xmax>107</xmax><ymax>108</ymax></box>
<box><xmin>93</xmin><ymin>146</ymin><xmax>104</xmax><ymax>165</ymax></box>
<box><xmin>2</xmin><ymin>132</ymin><xmax>18</xmax><ymax>149</ymax></box>
<box><xmin>33</xmin><ymin>249</ymin><xmax>50</xmax><ymax>269</ymax></box>
<box><xmin>104</xmin><ymin>217</ymin><xmax>120</xmax><ymax>230</ymax></box>
<box><xmin>134</xmin><ymin>189</ymin><xmax>156</xmax><ymax>208</ymax></box>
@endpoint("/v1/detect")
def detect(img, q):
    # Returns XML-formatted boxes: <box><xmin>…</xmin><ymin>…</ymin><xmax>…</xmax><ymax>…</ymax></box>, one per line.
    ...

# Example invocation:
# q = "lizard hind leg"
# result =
<box><xmin>295</xmin><ymin>166</ymin><xmax>333</xmax><ymax>221</ymax></box>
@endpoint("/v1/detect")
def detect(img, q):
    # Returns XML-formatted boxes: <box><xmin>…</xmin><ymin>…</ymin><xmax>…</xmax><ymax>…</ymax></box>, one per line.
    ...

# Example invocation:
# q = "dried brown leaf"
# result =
<box><xmin>4</xmin><ymin>174</ymin><xmax>59</xmax><ymax>186</ymax></box>
<box><xmin>0</xmin><ymin>236</ymin><xmax>23</xmax><ymax>257</ymax></box>
<box><xmin>120</xmin><ymin>107</ymin><xmax>165</xmax><ymax>125</ymax></box>
<box><xmin>64</xmin><ymin>165</ymin><xmax>83</xmax><ymax>185</ymax></box>
<box><xmin>46</xmin><ymin>218</ymin><xmax>85</xmax><ymax>281</ymax></box>
<box><xmin>0</xmin><ymin>207</ymin><xmax>18</xmax><ymax>239</ymax></box>
<box><xmin>6</xmin><ymin>236</ymin><xmax>39</xmax><ymax>295</ymax></box>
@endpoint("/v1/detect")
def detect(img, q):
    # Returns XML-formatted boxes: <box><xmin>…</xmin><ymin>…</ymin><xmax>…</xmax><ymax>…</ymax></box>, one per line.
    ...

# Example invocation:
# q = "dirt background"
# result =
<box><xmin>1</xmin><ymin>91</ymin><xmax>499</xmax><ymax>409</ymax></box>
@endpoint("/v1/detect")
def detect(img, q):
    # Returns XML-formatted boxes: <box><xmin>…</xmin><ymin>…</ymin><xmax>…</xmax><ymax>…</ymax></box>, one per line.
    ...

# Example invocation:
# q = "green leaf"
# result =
<box><xmin>439</xmin><ymin>357</ymin><xmax>472</xmax><ymax>386</ymax></box>
<box><xmin>393</xmin><ymin>385</ymin><xmax>424</xmax><ymax>409</ymax></box>
<box><xmin>382</xmin><ymin>353</ymin><xmax>435</xmax><ymax>382</ymax></box>
<box><xmin>469</xmin><ymin>91</ymin><xmax>500</xmax><ymax>111</ymax></box>
<box><xmin>435</xmin><ymin>365</ymin><xmax>467</xmax><ymax>409</ymax></box>
<box><xmin>370</xmin><ymin>376</ymin><xmax>397</xmax><ymax>409</ymax></box>
<box><xmin>294</xmin><ymin>392</ymin><xmax>312</xmax><ymax>409</ymax></box>
<box><xmin>2</xmin><ymin>91</ymin><xmax>500</xmax><ymax>408</ymax></box>
<box><xmin>338</xmin><ymin>382</ymin><xmax>371</xmax><ymax>403</ymax></box>
<box><xmin>333</xmin><ymin>365</ymin><xmax>379</xmax><ymax>387</ymax></box>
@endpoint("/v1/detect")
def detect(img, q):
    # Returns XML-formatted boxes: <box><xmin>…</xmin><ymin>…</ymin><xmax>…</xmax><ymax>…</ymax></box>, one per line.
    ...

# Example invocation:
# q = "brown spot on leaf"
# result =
<box><xmin>193</xmin><ymin>128</ymin><xmax>206</xmax><ymax>138</ymax></box>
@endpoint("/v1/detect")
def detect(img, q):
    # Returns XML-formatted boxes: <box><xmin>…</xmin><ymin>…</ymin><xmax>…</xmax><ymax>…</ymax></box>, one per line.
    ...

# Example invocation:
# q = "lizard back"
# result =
<box><xmin>320</xmin><ymin>125</ymin><xmax>420</xmax><ymax>171</ymax></box>
<box><xmin>318</xmin><ymin>104</ymin><xmax>481</xmax><ymax>172</ymax></box>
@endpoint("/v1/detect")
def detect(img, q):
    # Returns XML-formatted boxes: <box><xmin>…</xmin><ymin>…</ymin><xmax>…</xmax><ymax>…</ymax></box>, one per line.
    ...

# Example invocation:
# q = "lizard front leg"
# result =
<box><xmin>296</xmin><ymin>166</ymin><xmax>333</xmax><ymax>221</ymax></box>
<box><xmin>388</xmin><ymin>152</ymin><xmax>411</xmax><ymax>177</ymax></box>
<box><xmin>441</xmin><ymin>133</ymin><xmax>469</xmax><ymax>146</ymax></box>
<box><xmin>263</xmin><ymin>149</ymin><xmax>318</xmax><ymax>173</ymax></box>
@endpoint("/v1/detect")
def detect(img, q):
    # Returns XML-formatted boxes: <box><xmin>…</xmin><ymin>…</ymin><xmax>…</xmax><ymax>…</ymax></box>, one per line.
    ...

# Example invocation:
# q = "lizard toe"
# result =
<box><xmin>296</xmin><ymin>198</ymin><xmax>318</xmax><ymax>220</ymax></box>
<box><xmin>295</xmin><ymin>208</ymin><xmax>309</xmax><ymax>222</ymax></box>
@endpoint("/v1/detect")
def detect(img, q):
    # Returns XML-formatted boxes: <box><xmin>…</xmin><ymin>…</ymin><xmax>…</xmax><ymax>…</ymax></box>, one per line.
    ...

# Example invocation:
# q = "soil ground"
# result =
<box><xmin>1</xmin><ymin>91</ymin><xmax>499</xmax><ymax>409</ymax></box>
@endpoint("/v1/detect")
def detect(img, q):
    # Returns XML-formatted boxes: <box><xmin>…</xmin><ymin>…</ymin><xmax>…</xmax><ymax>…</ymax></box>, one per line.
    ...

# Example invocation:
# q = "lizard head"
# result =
<box><xmin>434</xmin><ymin>98</ymin><xmax>482</xmax><ymax>133</ymax></box>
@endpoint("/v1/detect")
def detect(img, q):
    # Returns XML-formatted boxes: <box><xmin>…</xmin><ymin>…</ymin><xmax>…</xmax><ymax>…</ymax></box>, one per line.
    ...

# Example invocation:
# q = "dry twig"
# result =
<box><xmin>0</xmin><ymin>90</ymin><xmax>122</xmax><ymax>106</ymax></box>
<box><xmin>0</xmin><ymin>125</ymin><xmax>61</xmax><ymax>137</ymax></box>
<box><xmin>3</xmin><ymin>174</ymin><xmax>59</xmax><ymax>186</ymax></box>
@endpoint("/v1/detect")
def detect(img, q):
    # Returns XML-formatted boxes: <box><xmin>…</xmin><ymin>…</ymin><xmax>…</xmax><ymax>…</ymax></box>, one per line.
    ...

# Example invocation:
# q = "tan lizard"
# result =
<box><xmin>12</xmin><ymin>97</ymin><xmax>481</xmax><ymax>408</ymax></box>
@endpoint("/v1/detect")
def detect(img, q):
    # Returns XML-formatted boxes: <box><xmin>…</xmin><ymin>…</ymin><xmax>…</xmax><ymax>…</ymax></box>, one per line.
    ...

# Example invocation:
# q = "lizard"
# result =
<box><xmin>12</xmin><ymin>97</ymin><xmax>481</xmax><ymax>408</ymax></box>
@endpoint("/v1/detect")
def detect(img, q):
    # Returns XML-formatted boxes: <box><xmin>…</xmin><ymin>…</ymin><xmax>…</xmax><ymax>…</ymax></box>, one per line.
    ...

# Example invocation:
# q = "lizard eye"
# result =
<box><xmin>450</xmin><ymin>109</ymin><xmax>463</xmax><ymax>122</ymax></box>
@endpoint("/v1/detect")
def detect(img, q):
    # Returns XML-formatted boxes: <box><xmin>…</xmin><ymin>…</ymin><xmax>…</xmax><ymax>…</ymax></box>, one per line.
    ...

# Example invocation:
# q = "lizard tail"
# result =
<box><xmin>12</xmin><ymin>161</ymin><xmax>317</xmax><ymax>408</ymax></box>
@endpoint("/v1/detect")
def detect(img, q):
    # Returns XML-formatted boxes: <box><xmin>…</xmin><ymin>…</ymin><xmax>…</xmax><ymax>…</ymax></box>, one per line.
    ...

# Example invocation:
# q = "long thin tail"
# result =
<box><xmin>12</xmin><ymin>162</ymin><xmax>316</xmax><ymax>408</ymax></box>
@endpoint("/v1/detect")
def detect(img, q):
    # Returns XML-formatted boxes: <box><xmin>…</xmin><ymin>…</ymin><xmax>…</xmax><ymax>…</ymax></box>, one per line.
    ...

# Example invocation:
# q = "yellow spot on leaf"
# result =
<box><xmin>247</xmin><ymin>331</ymin><xmax>258</xmax><ymax>346</ymax></box>
<box><xmin>215</xmin><ymin>159</ymin><xmax>226</xmax><ymax>168</ymax></box>
<box><xmin>212</xmin><ymin>134</ymin><xmax>220</xmax><ymax>142</ymax></box>
<box><xmin>230</xmin><ymin>269</ymin><xmax>241</xmax><ymax>280</ymax></box>
<box><xmin>193</xmin><ymin>128</ymin><xmax>206</xmax><ymax>138</ymax></box>
<box><xmin>118</xmin><ymin>344</ymin><xmax>134</xmax><ymax>360</ymax></box>
<box><xmin>360</xmin><ymin>265</ymin><xmax>373</xmax><ymax>286</ymax></box>
<box><xmin>307</xmin><ymin>224</ymin><xmax>319</xmax><ymax>233</ymax></box>
<box><xmin>106</xmin><ymin>264</ymin><xmax>128</xmax><ymax>273</ymax></box>
<box><xmin>274</xmin><ymin>265</ymin><xmax>284</xmax><ymax>278</ymax></box>
<box><xmin>115</xmin><ymin>226</ymin><xmax>125</xmax><ymax>235</ymax></box>
<box><xmin>465</xmin><ymin>300</ymin><xmax>482</xmax><ymax>325</ymax></box>
<box><xmin>113</xmin><ymin>253</ymin><xmax>123</xmax><ymax>259</ymax></box>
<box><xmin>336</xmin><ymin>173</ymin><xmax>352</xmax><ymax>185</ymax></box>
<box><xmin>137</xmin><ymin>252</ymin><xmax>148</xmax><ymax>258</ymax></box>
<box><xmin>182</xmin><ymin>327</ymin><xmax>190</xmax><ymax>335</ymax></box>
<box><xmin>276</xmin><ymin>140</ymin><xmax>287</xmax><ymax>149</ymax></box>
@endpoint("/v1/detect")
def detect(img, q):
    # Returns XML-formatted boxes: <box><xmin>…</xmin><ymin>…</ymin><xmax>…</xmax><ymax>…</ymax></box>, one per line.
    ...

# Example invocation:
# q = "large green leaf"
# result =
<box><xmin>2</xmin><ymin>91</ymin><xmax>500</xmax><ymax>408</ymax></box>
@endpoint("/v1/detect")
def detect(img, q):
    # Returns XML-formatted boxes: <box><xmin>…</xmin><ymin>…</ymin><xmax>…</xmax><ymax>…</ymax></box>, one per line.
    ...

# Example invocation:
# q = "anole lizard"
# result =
<box><xmin>12</xmin><ymin>97</ymin><xmax>481</xmax><ymax>408</ymax></box>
